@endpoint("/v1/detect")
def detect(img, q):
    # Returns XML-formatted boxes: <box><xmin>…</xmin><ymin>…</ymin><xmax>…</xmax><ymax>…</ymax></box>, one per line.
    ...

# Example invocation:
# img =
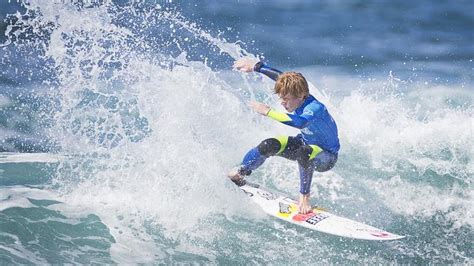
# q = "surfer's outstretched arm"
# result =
<box><xmin>233</xmin><ymin>58</ymin><xmax>282</xmax><ymax>81</ymax></box>
<box><xmin>253</xmin><ymin>61</ymin><xmax>282</xmax><ymax>81</ymax></box>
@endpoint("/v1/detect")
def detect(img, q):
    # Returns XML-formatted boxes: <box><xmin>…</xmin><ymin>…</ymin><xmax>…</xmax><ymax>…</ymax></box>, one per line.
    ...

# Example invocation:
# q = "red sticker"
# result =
<box><xmin>292</xmin><ymin>212</ymin><xmax>316</xmax><ymax>222</ymax></box>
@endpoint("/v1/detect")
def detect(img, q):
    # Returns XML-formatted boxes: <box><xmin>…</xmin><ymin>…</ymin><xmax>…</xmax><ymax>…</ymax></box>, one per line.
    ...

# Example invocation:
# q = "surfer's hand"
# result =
<box><xmin>249</xmin><ymin>101</ymin><xmax>271</xmax><ymax>116</ymax></box>
<box><xmin>233</xmin><ymin>57</ymin><xmax>259</xmax><ymax>72</ymax></box>
<box><xmin>298</xmin><ymin>194</ymin><xmax>312</xmax><ymax>214</ymax></box>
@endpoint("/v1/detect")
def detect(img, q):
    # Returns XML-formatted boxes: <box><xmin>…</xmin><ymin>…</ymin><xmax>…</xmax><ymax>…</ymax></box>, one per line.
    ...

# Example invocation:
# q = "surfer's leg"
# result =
<box><xmin>297</xmin><ymin>163</ymin><xmax>314</xmax><ymax>214</ymax></box>
<box><xmin>237</xmin><ymin>136</ymin><xmax>295</xmax><ymax>176</ymax></box>
<box><xmin>238</xmin><ymin>137</ymin><xmax>285</xmax><ymax>174</ymax></box>
<box><xmin>229</xmin><ymin>138</ymin><xmax>279</xmax><ymax>185</ymax></box>
<box><xmin>293</xmin><ymin>147</ymin><xmax>337</xmax><ymax>196</ymax></box>
<box><xmin>279</xmin><ymin>139</ymin><xmax>317</xmax><ymax>213</ymax></box>
<box><xmin>298</xmin><ymin>163</ymin><xmax>314</xmax><ymax>195</ymax></box>
<box><xmin>238</xmin><ymin>147</ymin><xmax>267</xmax><ymax>175</ymax></box>
<box><xmin>229</xmin><ymin>136</ymin><xmax>305</xmax><ymax>185</ymax></box>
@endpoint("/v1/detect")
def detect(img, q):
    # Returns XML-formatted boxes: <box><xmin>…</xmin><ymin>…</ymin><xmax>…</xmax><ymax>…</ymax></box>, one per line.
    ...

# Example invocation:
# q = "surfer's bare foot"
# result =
<box><xmin>298</xmin><ymin>194</ymin><xmax>312</xmax><ymax>214</ymax></box>
<box><xmin>227</xmin><ymin>168</ymin><xmax>246</xmax><ymax>186</ymax></box>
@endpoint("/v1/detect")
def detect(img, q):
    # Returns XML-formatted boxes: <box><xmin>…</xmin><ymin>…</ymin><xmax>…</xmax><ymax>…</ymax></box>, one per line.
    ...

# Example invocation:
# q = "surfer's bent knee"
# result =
<box><xmin>257</xmin><ymin>136</ymin><xmax>288</xmax><ymax>156</ymax></box>
<box><xmin>312</xmin><ymin>151</ymin><xmax>338</xmax><ymax>172</ymax></box>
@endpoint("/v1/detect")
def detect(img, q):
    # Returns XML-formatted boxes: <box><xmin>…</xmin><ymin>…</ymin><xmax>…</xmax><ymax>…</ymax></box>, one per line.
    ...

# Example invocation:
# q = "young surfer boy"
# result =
<box><xmin>229</xmin><ymin>58</ymin><xmax>340</xmax><ymax>214</ymax></box>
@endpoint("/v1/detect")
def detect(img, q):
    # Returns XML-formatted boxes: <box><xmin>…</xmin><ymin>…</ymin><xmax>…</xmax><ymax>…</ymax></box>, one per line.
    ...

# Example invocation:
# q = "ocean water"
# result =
<box><xmin>0</xmin><ymin>0</ymin><xmax>472</xmax><ymax>264</ymax></box>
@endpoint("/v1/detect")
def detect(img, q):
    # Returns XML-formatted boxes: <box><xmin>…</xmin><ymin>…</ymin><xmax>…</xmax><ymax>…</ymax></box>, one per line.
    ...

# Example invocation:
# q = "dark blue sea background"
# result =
<box><xmin>0</xmin><ymin>0</ymin><xmax>472</xmax><ymax>264</ymax></box>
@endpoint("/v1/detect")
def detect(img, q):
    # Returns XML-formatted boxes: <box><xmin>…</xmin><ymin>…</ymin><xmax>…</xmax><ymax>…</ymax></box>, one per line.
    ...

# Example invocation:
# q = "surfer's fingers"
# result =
<box><xmin>233</xmin><ymin>58</ymin><xmax>256</xmax><ymax>72</ymax></box>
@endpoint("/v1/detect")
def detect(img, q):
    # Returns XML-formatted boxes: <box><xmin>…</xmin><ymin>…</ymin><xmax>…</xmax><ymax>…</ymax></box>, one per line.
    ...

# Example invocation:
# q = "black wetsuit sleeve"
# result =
<box><xmin>253</xmin><ymin>61</ymin><xmax>282</xmax><ymax>81</ymax></box>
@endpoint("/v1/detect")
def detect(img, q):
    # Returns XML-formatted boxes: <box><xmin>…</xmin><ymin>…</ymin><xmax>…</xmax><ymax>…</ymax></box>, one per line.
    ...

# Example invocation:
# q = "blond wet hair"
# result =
<box><xmin>274</xmin><ymin>72</ymin><xmax>309</xmax><ymax>98</ymax></box>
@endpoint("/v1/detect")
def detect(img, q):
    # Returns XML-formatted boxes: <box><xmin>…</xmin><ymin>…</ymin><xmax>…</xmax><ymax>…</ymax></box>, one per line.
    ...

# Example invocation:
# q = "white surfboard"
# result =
<box><xmin>239</xmin><ymin>181</ymin><xmax>405</xmax><ymax>241</ymax></box>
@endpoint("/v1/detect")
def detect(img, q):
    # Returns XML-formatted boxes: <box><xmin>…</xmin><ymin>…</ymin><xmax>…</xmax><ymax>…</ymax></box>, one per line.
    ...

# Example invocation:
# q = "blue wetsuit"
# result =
<box><xmin>238</xmin><ymin>62</ymin><xmax>340</xmax><ymax>195</ymax></box>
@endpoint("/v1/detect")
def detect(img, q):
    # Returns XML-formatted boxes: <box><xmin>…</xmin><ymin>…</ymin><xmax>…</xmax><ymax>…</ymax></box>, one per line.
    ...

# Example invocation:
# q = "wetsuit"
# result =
<box><xmin>238</xmin><ymin>62</ymin><xmax>340</xmax><ymax>195</ymax></box>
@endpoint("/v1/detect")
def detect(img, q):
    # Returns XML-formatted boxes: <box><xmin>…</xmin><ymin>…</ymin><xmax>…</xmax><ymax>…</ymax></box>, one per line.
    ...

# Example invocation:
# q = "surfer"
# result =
<box><xmin>229</xmin><ymin>58</ymin><xmax>340</xmax><ymax>214</ymax></box>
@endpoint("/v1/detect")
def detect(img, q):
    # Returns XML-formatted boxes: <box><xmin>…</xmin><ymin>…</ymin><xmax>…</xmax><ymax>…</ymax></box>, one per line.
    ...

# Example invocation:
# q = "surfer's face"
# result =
<box><xmin>279</xmin><ymin>93</ymin><xmax>305</xmax><ymax>112</ymax></box>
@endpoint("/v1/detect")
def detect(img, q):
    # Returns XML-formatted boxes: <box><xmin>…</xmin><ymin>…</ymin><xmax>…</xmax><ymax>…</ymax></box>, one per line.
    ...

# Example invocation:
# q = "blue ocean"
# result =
<box><xmin>0</xmin><ymin>0</ymin><xmax>472</xmax><ymax>264</ymax></box>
